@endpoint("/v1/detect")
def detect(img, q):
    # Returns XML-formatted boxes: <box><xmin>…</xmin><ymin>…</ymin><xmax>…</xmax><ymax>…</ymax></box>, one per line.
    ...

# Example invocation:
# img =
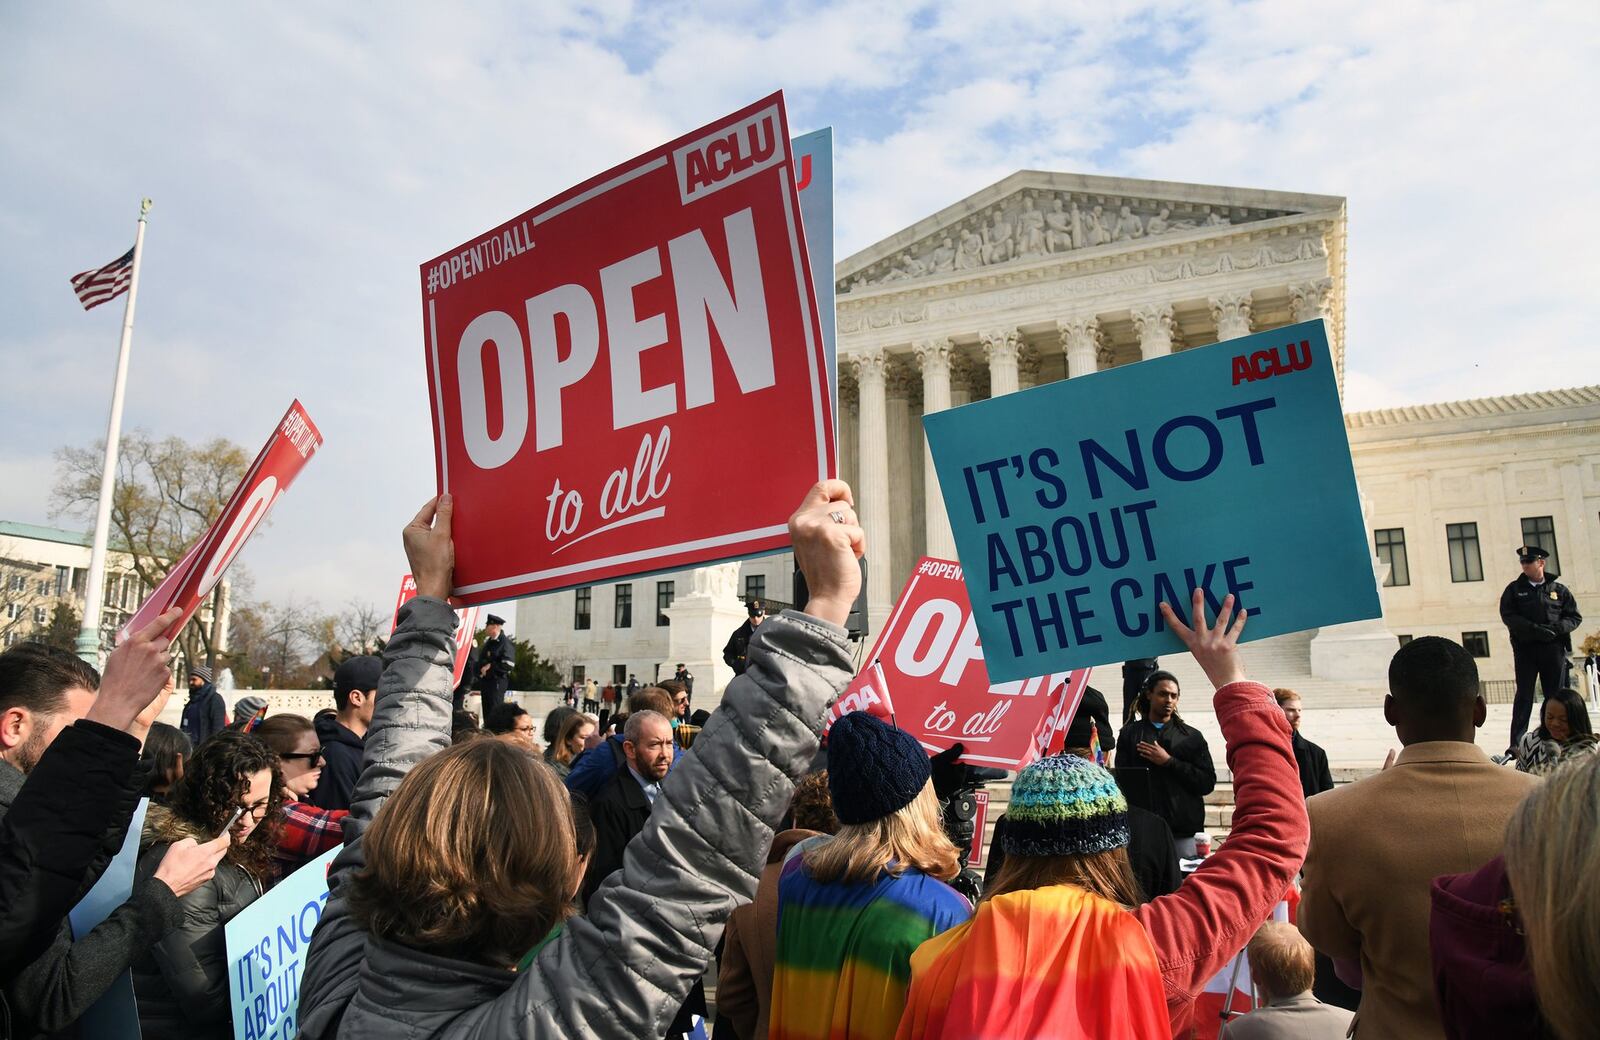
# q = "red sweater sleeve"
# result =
<box><xmin>1133</xmin><ymin>680</ymin><xmax>1309</xmax><ymax>1033</ymax></box>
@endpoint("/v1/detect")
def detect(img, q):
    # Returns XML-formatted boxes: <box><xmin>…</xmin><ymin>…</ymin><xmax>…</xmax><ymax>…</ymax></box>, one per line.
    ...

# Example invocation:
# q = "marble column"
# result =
<box><xmin>1209</xmin><ymin>292</ymin><xmax>1254</xmax><ymax>341</ymax></box>
<box><xmin>983</xmin><ymin>329</ymin><xmax>1022</xmax><ymax>397</ymax></box>
<box><xmin>915</xmin><ymin>338</ymin><xmax>957</xmax><ymax>561</ymax></box>
<box><xmin>851</xmin><ymin>349</ymin><xmax>894</xmax><ymax>632</ymax></box>
<box><xmin>838</xmin><ymin>377</ymin><xmax>859</xmax><ymax>490</ymax></box>
<box><xmin>1289</xmin><ymin>278</ymin><xmax>1334</xmax><ymax>323</ymax></box>
<box><xmin>947</xmin><ymin>353</ymin><xmax>972</xmax><ymax>406</ymax></box>
<box><xmin>886</xmin><ymin>361</ymin><xmax>919</xmax><ymax>593</ymax></box>
<box><xmin>1130</xmin><ymin>303</ymin><xmax>1177</xmax><ymax>359</ymax></box>
<box><xmin>1017</xmin><ymin>347</ymin><xmax>1042</xmax><ymax>389</ymax></box>
<box><xmin>1057</xmin><ymin>316</ymin><xmax>1102</xmax><ymax>378</ymax></box>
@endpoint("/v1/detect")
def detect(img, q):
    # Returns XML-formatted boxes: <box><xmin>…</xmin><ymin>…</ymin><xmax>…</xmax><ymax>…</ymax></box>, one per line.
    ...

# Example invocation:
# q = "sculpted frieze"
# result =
<box><xmin>838</xmin><ymin>186</ymin><xmax>1295</xmax><ymax>294</ymax></box>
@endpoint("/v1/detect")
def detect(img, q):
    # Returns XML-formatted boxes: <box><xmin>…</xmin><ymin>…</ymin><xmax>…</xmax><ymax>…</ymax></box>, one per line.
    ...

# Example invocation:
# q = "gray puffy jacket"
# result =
<box><xmin>297</xmin><ymin>596</ymin><xmax>850</xmax><ymax>1038</ymax></box>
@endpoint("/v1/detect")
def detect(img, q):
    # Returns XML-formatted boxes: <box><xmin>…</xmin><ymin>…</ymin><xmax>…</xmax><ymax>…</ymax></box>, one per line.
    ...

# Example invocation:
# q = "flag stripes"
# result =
<box><xmin>70</xmin><ymin>247</ymin><xmax>135</xmax><ymax>310</ymax></box>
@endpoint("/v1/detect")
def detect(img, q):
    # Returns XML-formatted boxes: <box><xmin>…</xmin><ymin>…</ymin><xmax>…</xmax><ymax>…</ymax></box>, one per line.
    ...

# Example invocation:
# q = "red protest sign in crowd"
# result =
<box><xmin>389</xmin><ymin>573</ymin><xmax>480</xmax><ymax>688</ymax></box>
<box><xmin>120</xmin><ymin>400</ymin><xmax>323</xmax><ymax>642</ymax></box>
<box><xmin>421</xmin><ymin>91</ymin><xmax>834</xmax><ymax>605</ymax></box>
<box><xmin>828</xmin><ymin>556</ymin><xmax>1090</xmax><ymax>770</ymax></box>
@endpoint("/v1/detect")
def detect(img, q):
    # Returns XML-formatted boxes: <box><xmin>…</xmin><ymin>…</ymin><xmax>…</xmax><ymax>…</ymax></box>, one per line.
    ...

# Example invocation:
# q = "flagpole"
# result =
<box><xmin>76</xmin><ymin>198</ymin><xmax>153</xmax><ymax>665</ymax></box>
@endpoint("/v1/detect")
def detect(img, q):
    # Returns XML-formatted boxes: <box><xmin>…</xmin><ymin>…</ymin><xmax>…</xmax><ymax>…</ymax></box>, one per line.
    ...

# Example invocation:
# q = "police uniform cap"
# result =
<box><xmin>1517</xmin><ymin>545</ymin><xmax>1550</xmax><ymax>563</ymax></box>
<box><xmin>485</xmin><ymin>613</ymin><xmax>506</xmax><ymax>626</ymax></box>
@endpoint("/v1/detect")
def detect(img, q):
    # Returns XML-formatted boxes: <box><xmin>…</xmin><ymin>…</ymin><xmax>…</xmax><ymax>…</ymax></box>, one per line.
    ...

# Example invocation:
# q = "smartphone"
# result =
<box><xmin>217</xmin><ymin>807</ymin><xmax>244</xmax><ymax>839</ymax></box>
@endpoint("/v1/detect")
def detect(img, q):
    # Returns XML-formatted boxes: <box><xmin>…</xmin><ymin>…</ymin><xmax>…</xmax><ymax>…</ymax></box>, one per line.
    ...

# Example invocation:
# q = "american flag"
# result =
<box><xmin>69</xmin><ymin>247</ymin><xmax>135</xmax><ymax>311</ymax></box>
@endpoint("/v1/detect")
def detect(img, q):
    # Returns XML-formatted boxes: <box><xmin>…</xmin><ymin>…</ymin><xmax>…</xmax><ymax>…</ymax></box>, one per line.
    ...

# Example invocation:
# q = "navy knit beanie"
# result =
<box><xmin>826</xmin><ymin>712</ymin><xmax>932</xmax><ymax>825</ymax></box>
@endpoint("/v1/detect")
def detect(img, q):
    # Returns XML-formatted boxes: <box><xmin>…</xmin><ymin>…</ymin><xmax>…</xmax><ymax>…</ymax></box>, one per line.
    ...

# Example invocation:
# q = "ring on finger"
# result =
<box><xmin>829</xmin><ymin>510</ymin><xmax>847</xmax><ymax>524</ymax></box>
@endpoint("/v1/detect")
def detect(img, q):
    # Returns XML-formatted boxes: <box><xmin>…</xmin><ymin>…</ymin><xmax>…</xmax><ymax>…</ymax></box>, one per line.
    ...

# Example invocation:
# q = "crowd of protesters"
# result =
<box><xmin>0</xmin><ymin>479</ymin><xmax>1596</xmax><ymax>1040</ymax></box>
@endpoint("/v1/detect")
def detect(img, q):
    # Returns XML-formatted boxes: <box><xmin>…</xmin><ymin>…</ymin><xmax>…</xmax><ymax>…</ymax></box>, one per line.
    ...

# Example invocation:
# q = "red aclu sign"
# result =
<box><xmin>421</xmin><ymin>92</ymin><xmax>833</xmax><ymax>604</ymax></box>
<box><xmin>122</xmin><ymin>401</ymin><xmax>323</xmax><ymax>642</ymax></box>
<box><xmin>828</xmin><ymin>557</ymin><xmax>1091</xmax><ymax>770</ymax></box>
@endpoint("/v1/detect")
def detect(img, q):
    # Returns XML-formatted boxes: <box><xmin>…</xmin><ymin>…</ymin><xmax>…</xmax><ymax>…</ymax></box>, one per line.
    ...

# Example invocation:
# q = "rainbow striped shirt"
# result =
<box><xmin>768</xmin><ymin>852</ymin><xmax>971</xmax><ymax>1040</ymax></box>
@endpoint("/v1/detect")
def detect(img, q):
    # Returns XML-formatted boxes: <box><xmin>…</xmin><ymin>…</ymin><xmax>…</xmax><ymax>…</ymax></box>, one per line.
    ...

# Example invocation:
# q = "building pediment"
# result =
<box><xmin>835</xmin><ymin>170</ymin><xmax>1345</xmax><ymax>295</ymax></box>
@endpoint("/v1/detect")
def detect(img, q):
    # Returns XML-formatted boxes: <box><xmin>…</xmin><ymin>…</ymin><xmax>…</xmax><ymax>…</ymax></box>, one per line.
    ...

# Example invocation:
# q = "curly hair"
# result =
<box><xmin>167</xmin><ymin>730</ymin><xmax>286</xmax><ymax>882</ymax></box>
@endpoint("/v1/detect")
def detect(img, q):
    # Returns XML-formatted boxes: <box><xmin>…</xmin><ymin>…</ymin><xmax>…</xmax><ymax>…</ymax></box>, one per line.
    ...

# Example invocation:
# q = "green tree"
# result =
<box><xmin>41</xmin><ymin>603</ymin><xmax>81</xmax><ymax>651</ymax></box>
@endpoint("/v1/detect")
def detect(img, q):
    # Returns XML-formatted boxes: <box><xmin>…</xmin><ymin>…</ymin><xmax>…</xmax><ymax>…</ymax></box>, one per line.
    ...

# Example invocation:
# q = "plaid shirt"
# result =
<box><xmin>276</xmin><ymin>800</ymin><xmax>348</xmax><ymax>875</ymax></box>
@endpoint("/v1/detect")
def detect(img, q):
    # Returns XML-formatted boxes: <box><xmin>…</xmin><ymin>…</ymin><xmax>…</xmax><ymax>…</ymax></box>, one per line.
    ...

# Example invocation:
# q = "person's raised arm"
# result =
<box><xmin>1133</xmin><ymin>591</ymin><xmax>1308</xmax><ymax>1014</ymax></box>
<box><xmin>510</xmin><ymin>481</ymin><xmax>862</xmax><ymax>1038</ymax></box>
<box><xmin>297</xmin><ymin>495</ymin><xmax>463</xmax><ymax>1039</ymax></box>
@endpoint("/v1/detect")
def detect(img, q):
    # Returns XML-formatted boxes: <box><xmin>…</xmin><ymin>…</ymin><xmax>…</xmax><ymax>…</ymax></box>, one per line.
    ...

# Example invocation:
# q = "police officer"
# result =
<box><xmin>475</xmin><ymin>613</ymin><xmax>515</xmax><ymax>721</ymax></box>
<box><xmin>1499</xmin><ymin>545</ymin><xmax>1582</xmax><ymax>753</ymax></box>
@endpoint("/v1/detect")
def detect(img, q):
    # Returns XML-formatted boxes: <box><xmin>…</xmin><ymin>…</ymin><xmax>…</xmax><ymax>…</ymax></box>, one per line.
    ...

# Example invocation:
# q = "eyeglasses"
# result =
<box><xmin>279</xmin><ymin>747</ymin><xmax>326</xmax><ymax>767</ymax></box>
<box><xmin>238</xmin><ymin>798</ymin><xmax>272</xmax><ymax>820</ymax></box>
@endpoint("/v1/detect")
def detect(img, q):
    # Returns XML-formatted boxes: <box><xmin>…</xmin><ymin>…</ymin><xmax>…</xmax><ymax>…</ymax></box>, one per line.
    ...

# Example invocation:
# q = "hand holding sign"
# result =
<box><xmin>1160</xmin><ymin>588</ymin><xmax>1249</xmax><ymax>690</ymax></box>
<box><xmin>86</xmin><ymin>606</ymin><xmax>182</xmax><ymax>734</ymax></box>
<box><xmin>788</xmin><ymin>479</ymin><xmax>863</xmax><ymax>627</ymax></box>
<box><xmin>403</xmin><ymin>495</ymin><xmax>456</xmax><ymax>601</ymax></box>
<box><xmin>152</xmin><ymin>831</ymin><xmax>232</xmax><ymax>899</ymax></box>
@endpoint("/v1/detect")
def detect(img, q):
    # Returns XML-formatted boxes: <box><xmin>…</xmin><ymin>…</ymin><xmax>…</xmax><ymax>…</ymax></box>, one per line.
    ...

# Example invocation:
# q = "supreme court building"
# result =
<box><xmin>518</xmin><ymin>170</ymin><xmax>1600</xmax><ymax>703</ymax></box>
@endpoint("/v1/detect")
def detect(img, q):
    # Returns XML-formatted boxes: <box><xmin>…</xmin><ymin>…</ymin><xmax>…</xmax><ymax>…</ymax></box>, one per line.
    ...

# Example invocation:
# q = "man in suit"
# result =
<box><xmin>1221</xmin><ymin>923</ymin><xmax>1352</xmax><ymax>1039</ymax></box>
<box><xmin>474</xmin><ymin>613</ymin><xmax>514</xmax><ymax>721</ymax></box>
<box><xmin>583</xmin><ymin>709</ymin><xmax>704</xmax><ymax>1035</ymax></box>
<box><xmin>1298</xmin><ymin>636</ymin><xmax>1538</xmax><ymax>1040</ymax></box>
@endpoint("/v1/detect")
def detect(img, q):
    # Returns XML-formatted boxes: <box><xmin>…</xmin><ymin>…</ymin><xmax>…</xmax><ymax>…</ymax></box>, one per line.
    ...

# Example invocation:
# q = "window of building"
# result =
<box><xmin>1462</xmin><ymin>631</ymin><xmax>1491</xmax><ymax>658</ymax></box>
<box><xmin>33</xmin><ymin>606</ymin><xmax>47</xmax><ymax>625</ymax></box>
<box><xmin>2</xmin><ymin>631</ymin><xmax>17</xmax><ymax>647</ymax></box>
<box><xmin>571</xmin><ymin>665</ymin><xmax>585</xmax><ymax>685</ymax></box>
<box><xmin>5</xmin><ymin>603</ymin><xmax>19</xmax><ymax>619</ymax></box>
<box><xmin>574</xmin><ymin>587</ymin><xmax>592</xmax><ymax>630</ymax></box>
<box><xmin>612</xmin><ymin>664</ymin><xmax>627</xmax><ymax>685</ymax></box>
<box><xmin>1519</xmin><ymin>516</ymin><xmax>1561</xmax><ymax>578</ymax></box>
<box><xmin>656</xmin><ymin>581</ymin><xmax>674</xmax><ymax>626</ymax></box>
<box><xmin>8</xmin><ymin>575</ymin><xmax>24</xmax><ymax>593</ymax></box>
<box><xmin>35</xmin><ymin>580</ymin><xmax>48</xmax><ymax>597</ymax></box>
<box><xmin>1374</xmin><ymin>528</ymin><xmax>1409</xmax><ymax>587</ymax></box>
<box><xmin>745</xmin><ymin>574</ymin><xmax>766</xmax><ymax>602</ymax></box>
<box><xmin>1446</xmin><ymin>523</ymin><xmax>1483</xmax><ymax>583</ymax></box>
<box><xmin>1397</xmin><ymin>634</ymin><xmax>1414</xmax><ymax>646</ymax></box>
<box><xmin>614</xmin><ymin>584</ymin><xmax>633</xmax><ymax>628</ymax></box>
<box><xmin>55</xmin><ymin>566</ymin><xmax>69</xmax><ymax>598</ymax></box>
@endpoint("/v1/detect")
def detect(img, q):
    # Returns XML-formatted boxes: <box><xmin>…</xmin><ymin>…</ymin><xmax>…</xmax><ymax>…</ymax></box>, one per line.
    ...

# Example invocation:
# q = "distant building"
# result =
<box><xmin>0</xmin><ymin>520</ymin><xmax>230</xmax><ymax>657</ymax></box>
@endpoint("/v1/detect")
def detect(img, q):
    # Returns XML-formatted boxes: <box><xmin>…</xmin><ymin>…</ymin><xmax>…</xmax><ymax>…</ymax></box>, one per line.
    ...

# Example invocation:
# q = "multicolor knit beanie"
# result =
<box><xmin>1003</xmin><ymin>754</ymin><xmax>1130</xmax><ymax>856</ymax></box>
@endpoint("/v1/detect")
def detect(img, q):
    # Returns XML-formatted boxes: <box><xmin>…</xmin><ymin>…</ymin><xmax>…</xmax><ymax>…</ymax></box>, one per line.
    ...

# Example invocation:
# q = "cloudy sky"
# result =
<box><xmin>2</xmin><ymin>1</ymin><xmax>1595</xmax><ymax>627</ymax></box>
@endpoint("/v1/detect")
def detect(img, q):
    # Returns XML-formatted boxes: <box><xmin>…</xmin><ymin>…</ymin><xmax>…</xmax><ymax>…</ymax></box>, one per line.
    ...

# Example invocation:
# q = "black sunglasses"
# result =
<box><xmin>280</xmin><ymin>746</ymin><xmax>327</xmax><ymax>766</ymax></box>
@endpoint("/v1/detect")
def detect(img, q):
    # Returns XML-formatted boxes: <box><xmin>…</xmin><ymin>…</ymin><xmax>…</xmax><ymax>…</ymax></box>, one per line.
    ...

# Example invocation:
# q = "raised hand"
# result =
<box><xmin>1158</xmin><ymin>588</ymin><xmax>1248</xmax><ymax>691</ymax></box>
<box><xmin>788</xmin><ymin>480</ymin><xmax>864</xmax><ymax>627</ymax></box>
<box><xmin>86</xmin><ymin>606</ymin><xmax>184</xmax><ymax>735</ymax></box>
<box><xmin>403</xmin><ymin>495</ymin><xmax>455</xmax><ymax>601</ymax></box>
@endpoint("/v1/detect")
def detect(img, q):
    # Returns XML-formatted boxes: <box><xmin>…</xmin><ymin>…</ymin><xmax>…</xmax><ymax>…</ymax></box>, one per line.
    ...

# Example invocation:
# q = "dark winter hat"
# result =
<box><xmin>485</xmin><ymin>613</ymin><xmax>507</xmax><ymax>626</ymax></box>
<box><xmin>189</xmin><ymin>664</ymin><xmax>212</xmax><ymax>683</ymax></box>
<box><xmin>334</xmin><ymin>655</ymin><xmax>383</xmax><ymax>697</ymax></box>
<box><xmin>232</xmin><ymin>695</ymin><xmax>268</xmax><ymax>725</ymax></box>
<box><xmin>826</xmin><ymin>711</ymin><xmax>932</xmax><ymax>825</ymax></box>
<box><xmin>1003</xmin><ymin>754</ymin><xmax>1130</xmax><ymax>858</ymax></box>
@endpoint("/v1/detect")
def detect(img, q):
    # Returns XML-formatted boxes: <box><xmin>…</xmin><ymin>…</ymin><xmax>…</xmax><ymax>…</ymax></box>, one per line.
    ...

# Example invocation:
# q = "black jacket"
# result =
<box><xmin>1499</xmin><ymin>575</ymin><xmax>1582</xmax><ymax>652</ymax></box>
<box><xmin>984</xmin><ymin>804</ymin><xmax>1181</xmax><ymax>903</ymax></box>
<box><xmin>1</xmin><ymin>758</ymin><xmax>184</xmax><ymax>1040</ymax></box>
<box><xmin>583</xmin><ymin>766</ymin><xmax>652</xmax><ymax>909</ymax></box>
<box><xmin>307</xmin><ymin>713</ymin><xmax>365</xmax><ymax>812</ymax></box>
<box><xmin>0</xmin><ymin>720</ymin><xmax>145</xmax><ymax>1040</ymax></box>
<box><xmin>178</xmin><ymin>686</ymin><xmax>225</xmax><ymax>749</ymax></box>
<box><xmin>1292</xmin><ymin>731</ymin><xmax>1335</xmax><ymax>799</ymax></box>
<box><xmin>722</xmin><ymin>620</ymin><xmax>757</xmax><ymax>674</ymax></box>
<box><xmin>1114</xmin><ymin>717</ymin><xmax>1216</xmax><ymax>838</ymax></box>
<box><xmin>129</xmin><ymin>809</ymin><xmax>263</xmax><ymax>1040</ymax></box>
<box><xmin>475</xmin><ymin>633</ymin><xmax>514</xmax><ymax>690</ymax></box>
